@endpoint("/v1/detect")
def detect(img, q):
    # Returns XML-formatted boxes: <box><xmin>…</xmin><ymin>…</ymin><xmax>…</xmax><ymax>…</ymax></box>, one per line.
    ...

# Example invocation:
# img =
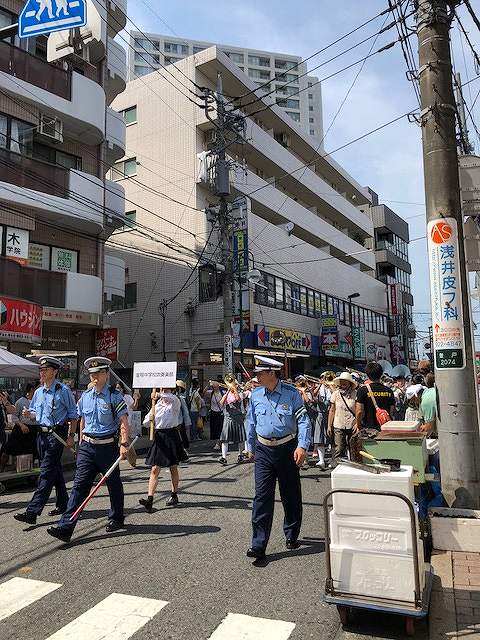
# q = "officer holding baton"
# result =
<box><xmin>14</xmin><ymin>356</ymin><xmax>78</xmax><ymax>526</ymax></box>
<box><xmin>47</xmin><ymin>356</ymin><xmax>130</xmax><ymax>543</ymax></box>
<box><xmin>245</xmin><ymin>355</ymin><xmax>311</xmax><ymax>560</ymax></box>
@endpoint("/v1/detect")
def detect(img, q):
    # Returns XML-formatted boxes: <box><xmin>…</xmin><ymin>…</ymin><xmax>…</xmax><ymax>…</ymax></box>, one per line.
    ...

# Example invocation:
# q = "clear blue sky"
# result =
<box><xmin>127</xmin><ymin>0</ymin><xmax>480</xmax><ymax>355</ymax></box>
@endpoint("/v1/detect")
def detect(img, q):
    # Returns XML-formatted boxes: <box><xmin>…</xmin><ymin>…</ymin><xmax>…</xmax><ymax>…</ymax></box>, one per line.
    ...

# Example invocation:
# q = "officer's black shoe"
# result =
<box><xmin>246</xmin><ymin>547</ymin><xmax>266</xmax><ymax>560</ymax></box>
<box><xmin>166</xmin><ymin>492</ymin><xmax>179</xmax><ymax>507</ymax></box>
<box><xmin>48</xmin><ymin>508</ymin><xmax>66</xmax><ymax>516</ymax></box>
<box><xmin>14</xmin><ymin>511</ymin><xmax>36</xmax><ymax>525</ymax></box>
<box><xmin>106</xmin><ymin>520</ymin><xmax>125</xmax><ymax>533</ymax></box>
<box><xmin>46</xmin><ymin>526</ymin><xmax>72</xmax><ymax>543</ymax></box>
<box><xmin>285</xmin><ymin>539</ymin><xmax>300</xmax><ymax>551</ymax></box>
<box><xmin>139</xmin><ymin>498</ymin><xmax>153</xmax><ymax>513</ymax></box>
<box><xmin>218</xmin><ymin>457</ymin><xmax>227</xmax><ymax>466</ymax></box>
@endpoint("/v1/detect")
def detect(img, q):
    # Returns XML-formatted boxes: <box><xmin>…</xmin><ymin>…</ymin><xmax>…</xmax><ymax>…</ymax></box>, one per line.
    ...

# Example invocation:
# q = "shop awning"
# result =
<box><xmin>0</xmin><ymin>348</ymin><xmax>39</xmax><ymax>378</ymax></box>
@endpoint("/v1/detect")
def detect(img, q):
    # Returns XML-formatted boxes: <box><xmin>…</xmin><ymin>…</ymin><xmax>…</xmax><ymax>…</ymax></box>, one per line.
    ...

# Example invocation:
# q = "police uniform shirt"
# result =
<box><xmin>30</xmin><ymin>383</ymin><xmax>78</xmax><ymax>427</ymax></box>
<box><xmin>245</xmin><ymin>381</ymin><xmax>312</xmax><ymax>452</ymax></box>
<box><xmin>78</xmin><ymin>385</ymin><xmax>128</xmax><ymax>437</ymax></box>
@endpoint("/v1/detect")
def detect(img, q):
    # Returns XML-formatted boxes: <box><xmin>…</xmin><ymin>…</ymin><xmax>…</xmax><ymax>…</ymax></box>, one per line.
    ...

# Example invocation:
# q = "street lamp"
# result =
<box><xmin>347</xmin><ymin>293</ymin><xmax>360</xmax><ymax>361</ymax></box>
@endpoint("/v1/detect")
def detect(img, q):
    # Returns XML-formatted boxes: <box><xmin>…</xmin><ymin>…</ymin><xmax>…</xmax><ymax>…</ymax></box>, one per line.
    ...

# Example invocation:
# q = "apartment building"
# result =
<box><xmin>364</xmin><ymin>190</ymin><xmax>416</xmax><ymax>366</ymax></box>
<box><xmin>107</xmin><ymin>46</ymin><xmax>392</xmax><ymax>381</ymax></box>
<box><xmin>0</xmin><ymin>0</ymin><xmax>127</xmax><ymax>387</ymax></box>
<box><xmin>128</xmin><ymin>31</ymin><xmax>324</xmax><ymax>147</ymax></box>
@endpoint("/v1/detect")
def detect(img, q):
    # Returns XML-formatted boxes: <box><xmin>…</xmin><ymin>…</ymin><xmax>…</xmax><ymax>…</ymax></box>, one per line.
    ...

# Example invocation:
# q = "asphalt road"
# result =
<box><xmin>0</xmin><ymin>443</ymin><xmax>428</xmax><ymax>640</ymax></box>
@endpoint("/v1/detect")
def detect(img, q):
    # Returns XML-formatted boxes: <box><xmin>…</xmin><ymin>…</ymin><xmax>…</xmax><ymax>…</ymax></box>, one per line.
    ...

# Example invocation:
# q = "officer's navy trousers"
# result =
<box><xmin>58</xmin><ymin>440</ymin><xmax>124</xmax><ymax>532</ymax></box>
<box><xmin>251</xmin><ymin>438</ymin><xmax>302</xmax><ymax>551</ymax></box>
<box><xmin>28</xmin><ymin>427</ymin><xmax>69</xmax><ymax>515</ymax></box>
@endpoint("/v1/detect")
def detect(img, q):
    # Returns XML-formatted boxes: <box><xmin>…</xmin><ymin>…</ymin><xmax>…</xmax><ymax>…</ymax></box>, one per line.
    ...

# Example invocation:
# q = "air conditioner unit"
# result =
<box><xmin>37</xmin><ymin>115</ymin><xmax>64</xmax><ymax>143</ymax></box>
<box><xmin>205</xmin><ymin>128</ymin><xmax>217</xmax><ymax>148</ymax></box>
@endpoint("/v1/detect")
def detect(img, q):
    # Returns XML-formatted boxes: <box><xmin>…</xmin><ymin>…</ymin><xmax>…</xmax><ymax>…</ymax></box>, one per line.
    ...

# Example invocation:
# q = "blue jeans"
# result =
<box><xmin>189</xmin><ymin>411</ymin><xmax>199</xmax><ymax>440</ymax></box>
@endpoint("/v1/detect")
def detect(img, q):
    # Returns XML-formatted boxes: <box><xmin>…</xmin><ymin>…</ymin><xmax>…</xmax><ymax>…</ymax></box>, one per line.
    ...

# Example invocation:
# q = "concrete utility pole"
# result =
<box><xmin>416</xmin><ymin>0</ymin><xmax>480</xmax><ymax>507</ymax></box>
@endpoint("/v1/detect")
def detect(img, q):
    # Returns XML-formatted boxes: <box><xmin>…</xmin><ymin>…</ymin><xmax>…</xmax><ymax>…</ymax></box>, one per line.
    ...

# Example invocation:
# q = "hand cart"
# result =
<box><xmin>322</xmin><ymin>488</ymin><xmax>433</xmax><ymax>636</ymax></box>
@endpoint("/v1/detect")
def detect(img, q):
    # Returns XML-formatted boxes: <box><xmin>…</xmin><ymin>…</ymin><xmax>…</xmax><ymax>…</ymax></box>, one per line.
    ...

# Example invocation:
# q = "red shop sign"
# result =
<box><xmin>95</xmin><ymin>328</ymin><xmax>118</xmax><ymax>361</ymax></box>
<box><xmin>0</xmin><ymin>297</ymin><xmax>43</xmax><ymax>344</ymax></box>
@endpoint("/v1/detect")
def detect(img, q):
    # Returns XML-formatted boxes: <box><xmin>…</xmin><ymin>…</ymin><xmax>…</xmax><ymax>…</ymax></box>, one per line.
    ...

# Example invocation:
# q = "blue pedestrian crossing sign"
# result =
<box><xmin>19</xmin><ymin>0</ymin><xmax>87</xmax><ymax>39</ymax></box>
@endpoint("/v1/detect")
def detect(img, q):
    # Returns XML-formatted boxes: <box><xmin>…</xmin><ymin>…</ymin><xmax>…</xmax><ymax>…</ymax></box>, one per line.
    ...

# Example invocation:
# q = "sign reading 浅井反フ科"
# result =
<box><xmin>19</xmin><ymin>0</ymin><xmax>87</xmax><ymax>39</ymax></box>
<box><xmin>132</xmin><ymin>362</ymin><xmax>177</xmax><ymax>389</ymax></box>
<box><xmin>428</xmin><ymin>217</ymin><xmax>466</xmax><ymax>370</ymax></box>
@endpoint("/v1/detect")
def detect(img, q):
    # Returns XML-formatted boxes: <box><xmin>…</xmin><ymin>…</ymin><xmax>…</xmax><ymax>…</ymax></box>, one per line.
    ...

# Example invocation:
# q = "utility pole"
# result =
<box><xmin>158</xmin><ymin>299</ymin><xmax>167</xmax><ymax>362</ymax></box>
<box><xmin>416</xmin><ymin>0</ymin><xmax>480</xmax><ymax>507</ymax></box>
<box><xmin>204</xmin><ymin>74</ymin><xmax>247</xmax><ymax>375</ymax></box>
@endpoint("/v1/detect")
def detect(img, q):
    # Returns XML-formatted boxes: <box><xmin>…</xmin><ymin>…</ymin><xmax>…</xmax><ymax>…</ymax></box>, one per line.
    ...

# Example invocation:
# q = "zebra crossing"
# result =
<box><xmin>0</xmin><ymin>578</ymin><xmax>296</xmax><ymax>639</ymax></box>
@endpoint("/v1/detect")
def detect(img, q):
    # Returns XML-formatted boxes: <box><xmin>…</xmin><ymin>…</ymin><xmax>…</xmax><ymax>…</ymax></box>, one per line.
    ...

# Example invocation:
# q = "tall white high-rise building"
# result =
<box><xmin>128</xmin><ymin>31</ymin><xmax>324</xmax><ymax>147</ymax></box>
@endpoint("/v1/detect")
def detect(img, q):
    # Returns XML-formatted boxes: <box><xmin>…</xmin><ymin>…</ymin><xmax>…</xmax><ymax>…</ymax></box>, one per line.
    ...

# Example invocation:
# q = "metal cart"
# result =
<box><xmin>322</xmin><ymin>488</ymin><xmax>433</xmax><ymax>636</ymax></box>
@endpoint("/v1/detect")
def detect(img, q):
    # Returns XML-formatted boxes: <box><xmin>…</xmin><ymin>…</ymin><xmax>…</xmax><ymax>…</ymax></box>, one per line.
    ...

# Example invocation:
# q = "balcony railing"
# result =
<box><xmin>0</xmin><ymin>147</ymin><xmax>69</xmax><ymax>198</ymax></box>
<box><xmin>0</xmin><ymin>41</ymin><xmax>71</xmax><ymax>99</ymax></box>
<box><xmin>0</xmin><ymin>257</ymin><xmax>66</xmax><ymax>308</ymax></box>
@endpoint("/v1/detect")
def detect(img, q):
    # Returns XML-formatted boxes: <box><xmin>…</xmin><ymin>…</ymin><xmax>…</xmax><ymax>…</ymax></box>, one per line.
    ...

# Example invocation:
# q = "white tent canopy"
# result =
<box><xmin>0</xmin><ymin>349</ymin><xmax>39</xmax><ymax>378</ymax></box>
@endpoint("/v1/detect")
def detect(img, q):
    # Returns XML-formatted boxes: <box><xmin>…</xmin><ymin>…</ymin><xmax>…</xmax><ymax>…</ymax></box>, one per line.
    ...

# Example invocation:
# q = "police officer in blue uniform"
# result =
<box><xmin>245</xmin><ymin>355</ymin><xmax>311</xmax><ymax>560</ymax></box>
<box><xmin>14</xmin><ymin>356</ymin><xmax>78</xmax><ymax>525</ymax></box>
<box><xmin>47</xmin><ymin>356</ymin><xmax>130</xmax><ymax>543</ymax></box>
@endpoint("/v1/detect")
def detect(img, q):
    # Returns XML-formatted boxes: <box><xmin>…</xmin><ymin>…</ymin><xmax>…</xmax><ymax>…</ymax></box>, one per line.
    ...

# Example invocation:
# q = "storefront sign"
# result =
<box><xmin>95</xmin><ymin>328</ymin><xmax>118</xmax><ymax>361</ymax></box>
<box><xmin>4</xmin><ymin>227</ymin><xmax>29</xmax><ymax>265</ymax></box>
<box><xmin>324</xmin><ymin>325</ymin><xmax>352</xmax><ymax>359</ymax></box>
<box><xmin>43</xmin><ymin>308</ymin><xmax>100</xmax><ymax>326</ymax></box>
<box><xmin>51</xmin><ymin>247</ymin><xmax>78</xmax><ymax>273</ymax></box>
<box><xmin>390</xmin><ymin>283</ymin><xmax>398</xmax><ymax>316</ymax></box>
<box><xmin>352</xmin><ymin>326</ymin><xmax>366</xmax><ymax>360</ymax></box>
<box><xmin>256</xmin><ymin>325</ymin><xmax>312</xmax><ymax>352</ymax></box>
<box><xmin>28</xmin><ymin>243</ymin><xmax>50</xmax><ymax>270</ymax></box>
<box><xmin>320</xmin><ymin>315</ymin><xmax>338</xmax><ymax>348</ymax></box>
<box><xmin>177</xmin><ymin>351</ymin><xmax>189</xmax><ymax>367</ymax></box>
<box><xmin>428</xmin><ymin>217</ymin><xmax>465</xmax><ymax>369</ymax></box>
<box><xmin>132</xmin><ymin>361</ymin><xmax>177</xmax><ymax>388</ymax></box>
<box><xmin>0</xmin><ymin>297</ymin><xmax>42</xmax><ymax>344</ymax></box>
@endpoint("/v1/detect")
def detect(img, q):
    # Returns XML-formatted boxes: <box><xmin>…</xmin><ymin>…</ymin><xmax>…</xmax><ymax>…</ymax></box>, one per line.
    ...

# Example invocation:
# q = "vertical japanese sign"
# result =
<box><xmin>5</xmin><ymin>227</ymin><xmax>29</xmax><ymax>265</ymax></box>
<box><xmin>428</xmin><ymin>218</ymin><xmax>465</xmax><ymax>370</ymax></box>
<box><xmin>389</xmin><ymin>283</ymin><xmax>398</xmax><ymax>316</ymax></box>
<box><xmin>224</xmin><ymin>334</ymin><xmax>233</xmax><ymax>373</ymax></box>
<box><xmin>95</xmin><ymin>328</ymin><xmax>118</xmax><ymax>361</ymax></box>
<box><xmin>320</xmin><ymin>315</ymin><xmax>338</xmax><ymax>348</ymax></box>
<box><xmin>352</xmin><ymin>327</ymin><xmax>366</xmax><ymax>360</ymax></box>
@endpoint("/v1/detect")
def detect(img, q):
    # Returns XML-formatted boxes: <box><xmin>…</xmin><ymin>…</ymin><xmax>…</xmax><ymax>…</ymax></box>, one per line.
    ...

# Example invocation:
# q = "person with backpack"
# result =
<box><xmin>327</xmin><ymin>372</ymin><xmax>358</xmax><ymax>467</ymax></box>
<box><xmin>355</xmin><ymin>362</ymin><xmax>395</xmax><ymax>434</ymax></box>
<box><xmin>46</xmin><ymin>356</ymin><xmax>130</xmax><ymax>543</ymax></box>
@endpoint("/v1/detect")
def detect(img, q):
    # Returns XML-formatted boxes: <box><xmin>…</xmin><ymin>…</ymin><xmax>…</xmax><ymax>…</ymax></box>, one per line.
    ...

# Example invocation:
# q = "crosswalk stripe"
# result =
<box><xmin>45</xmin><ymin>593</ymin><xmax>168</xmax><ymax>640</ymax></box>
<box><xmin>0</xmin><ymin>577</ymin><xmax>62</xmax><ymax>622</ymax></box>
<box><xmin>207</xmin><ymin>612</ymin><xmax>296</xmax><ymax>639</ymax></box>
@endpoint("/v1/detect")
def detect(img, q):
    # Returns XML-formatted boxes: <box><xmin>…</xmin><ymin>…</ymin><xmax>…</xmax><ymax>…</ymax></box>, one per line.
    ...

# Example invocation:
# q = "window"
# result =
<box><xmin>286</xmin><ymin>111</ymin><xmax>301</xmax><ymax>122</ymax></box>
<box><xmin>122</xmin><ymin>106</ymin><xmax>137</xmax><ymax>125</ymax></box>
<box><xmin>308</xmin><ymin>93</ymin><xmax>313</xmax><ymax>99</ymax></box>
<box><xmin>134</xmin><ymin>66</ymin><xmax>150</xmax><ymax>77</ymax></box>
<box><xmin>124</xmin><ymin>282</ymin><xmax>137</xmax><ymax>309</ymax></box>
<box><xmin>111</xmin><ymin>158</ymin><xmax>137</xmax><ymax>181</ymax></box>
<box><xmin>309</xmin><ymin>105</ymin><xmax>314</xmax><ymax>111</ymax></box>
<box><xmin>309</xmin><ymin>117</ymin><xmax>314</xmax><ymax>123</ymax></box>
<box><xmin>314</xmin><ymin>292</ymin><xmax>321</xmax><ymax>317</ymax></box>
<box><xmin>248</xmin><ymin>55</ymin><xmax>270</xmax><ymax>67</ymax></box>
<box><xmin>266</xmin><ymin>274</ymin><xmax>275</xmax><ymax>307</ymax></box>
<box><xmin>28</xmin><ymin>243</ymin><xmax>50</xmax><ymax>270</ymax></box>
<box><xmin>276</xmin><ymin>98</ymin><xmax>300</xmax><ymax>109</ymax></box>
<box><xmin>0</xmin><ymin>8</ymin><xmax>15</xmax><ymax>44</ymax></box>
<box><xmin>291</xmin><ymin>284</ymin><xmax>300</xmax><ymax>313</ymax></box>
<box><xmin>31</xmin><ymin>142</ymin><xmax>82</xmax><ymax>170</ymax></box>
<box><xmin>164</xmin><ymin>42</ymin><xmax>188</xmax><ymax>54</ymax></box>
<box><xmin>225</xmin><ymin>51</ymin><xmax>244</xmax><ymax>64</ymax></box>
<box><xmin>275</xmin><ymin>59</ymin><xmax>296</xmax><ymax>71</ymax></box>
<box><xmin>276</xmin><ymin>73</ymin><xmax>298</xmax><ymax>84</ymax></box>
<box><xmin>284</xmin><ymin>281</ymin><xmax>292</xmax><ymax>310</ymax></box>
<box><xmin>134</xmin><ymin>38</ymin><xmax>148</xmax><ymax>48</ymax></box>
<box><xmin>193</xmin><ymin>45</ymin><xmax>206</xmax><ymax>54</ymax></box>
<box><xmin>275</xmin><ymin>278</ymin><xmax>284</xmax><ymax>309</ymax></box>
<box><xmin>300</xmin><ymin>286</ymin><xmax>307</xmax><ymax>315</ymax></box>
<box><xmin>199</xmin><ymin>265</ymin><xmax>216</xmax><ymax>302</ymax></box>
<box><xmin>248</xmin><ymin>68</ymin><xmax>270</xmax><ymax>81</ymax></box>
<box><xmin>0</xmin><ymin>113</ymin><xmax>33</xmax><ymax>155</ymax></box>
<box><xmin>308</xmin><ymin>82</ymin><xmax>313</xmax><ymax>87</ymax></box>
<box><xmin>310</xmin><ymin>129</ymin><xmax>315</xmax><ymax>135</ymax></box>
<box><xmin>308</xmin><ymin>289</ymin><xmax>315</xmax><ymax>317</ymax></box>
<box><xmin>276</xmin><ymin>85</ymin><xmax>298</xmax><ymax>96</ymax></box>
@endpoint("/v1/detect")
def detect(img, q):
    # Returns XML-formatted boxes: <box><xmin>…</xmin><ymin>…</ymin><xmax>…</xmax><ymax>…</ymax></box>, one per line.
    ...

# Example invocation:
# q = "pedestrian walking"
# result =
<box><xmin>188</xmin><ymin>379</ymin><xmax>202</xmax><ymax>440</ymax></box>
<box><xmin>311</xmin><ymin>375</ymin><xmax>331</xmax><ymax>469</ymax></box>
<box><xmin>14</xmin><ymin>357</ymin><xmax>78</xmax><ymax>526</ymax></box>
<box><xmin>139</xmin><ymin>390</ymin><xmax>187</xmax><ymax>512</ymax></box>
<box><xmin>174</xmin><ymin>380</ymin><xmax>191</xmax><ymax>450</ymax></box>
<box><xmin>208</xmin><ymin>381</ymin><xmax>224</xmax><ymax>447</ymax></box>
<box><xmin>245</xmin><ymin>355</ymin><xmax>311</xmax><ymax>560</ymax></box>
<box><xmin>327</xmin><ymin>372</ymin><xmax>357</xmax><ymax>467</ymax></box>
<box><xmin>46</xmin><ymin>357</ymin><xmax>130</xmax><ymax>543</ymax></box>
<box><xmin>219</xmin><ymin>378</ymin><xmax>246</xmax><ymax>466</ymax></box>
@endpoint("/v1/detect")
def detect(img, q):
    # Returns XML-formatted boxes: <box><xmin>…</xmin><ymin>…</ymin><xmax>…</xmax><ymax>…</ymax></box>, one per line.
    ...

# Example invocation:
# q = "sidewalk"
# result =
<box><xmin>430</xmin><ymin>550</ymin><xmax>480</xmax><ymax>639</ymax></box>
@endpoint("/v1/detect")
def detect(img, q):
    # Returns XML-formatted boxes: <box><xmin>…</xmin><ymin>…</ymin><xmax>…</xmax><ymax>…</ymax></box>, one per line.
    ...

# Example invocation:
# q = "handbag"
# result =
<box><xmin>196</xmin><ymin>415</ymin><xmax>204</xmax><ymax>431</ymax></box>
<box><xmin>365</xmin><ymin>383</ymin><xmax>391</xmax><ymax>426</ymax></box>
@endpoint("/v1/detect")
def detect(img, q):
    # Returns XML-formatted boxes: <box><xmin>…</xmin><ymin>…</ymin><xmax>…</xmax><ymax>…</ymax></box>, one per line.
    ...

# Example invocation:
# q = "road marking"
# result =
<box><xmin>46</xmin><ymin>593</ymin><xmax>168</xmax><ymax>640</ymax></box>
<box><xmin>208</xmin><ymin>613</ymin><xmax>295</xmax><ymax>639</ymax></box>
<box><xmin>0</xmin><ymin>577</ymin><xmax>62</xmax><ymax>622</ymax></box>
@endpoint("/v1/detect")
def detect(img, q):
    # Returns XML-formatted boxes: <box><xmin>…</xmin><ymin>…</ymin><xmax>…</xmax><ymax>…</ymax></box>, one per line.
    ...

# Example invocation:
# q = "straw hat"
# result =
<box><xmin>176</xmin><ymin>379</ymin><xmax>186</xmax><ymax>390</ymax></box>
<box><xmin>332</xmin><ymin>372</ymin><xmax>358</xmax><ymax>388</ymax></box>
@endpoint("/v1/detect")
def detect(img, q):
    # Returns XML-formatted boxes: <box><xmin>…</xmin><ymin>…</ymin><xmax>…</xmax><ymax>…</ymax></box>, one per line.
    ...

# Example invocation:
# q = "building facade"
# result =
<box><xmin>127</xmin><ymin>31</ymin><xmax>324</xmax><ymax>147</ymax></box>
<box><xmin>107</xmin><ymin>47</ymin><xmax>392</xmax><ymax>383</ymax></box>
<box><xmin>0</xmin><ymin>0</ymin><xmax>127</xmax><ymax>387</ymax></box>
<box><xmin>365</xmin><ymin>190</ymin><xmax>415</xmax><ymax>366</ymax></box>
